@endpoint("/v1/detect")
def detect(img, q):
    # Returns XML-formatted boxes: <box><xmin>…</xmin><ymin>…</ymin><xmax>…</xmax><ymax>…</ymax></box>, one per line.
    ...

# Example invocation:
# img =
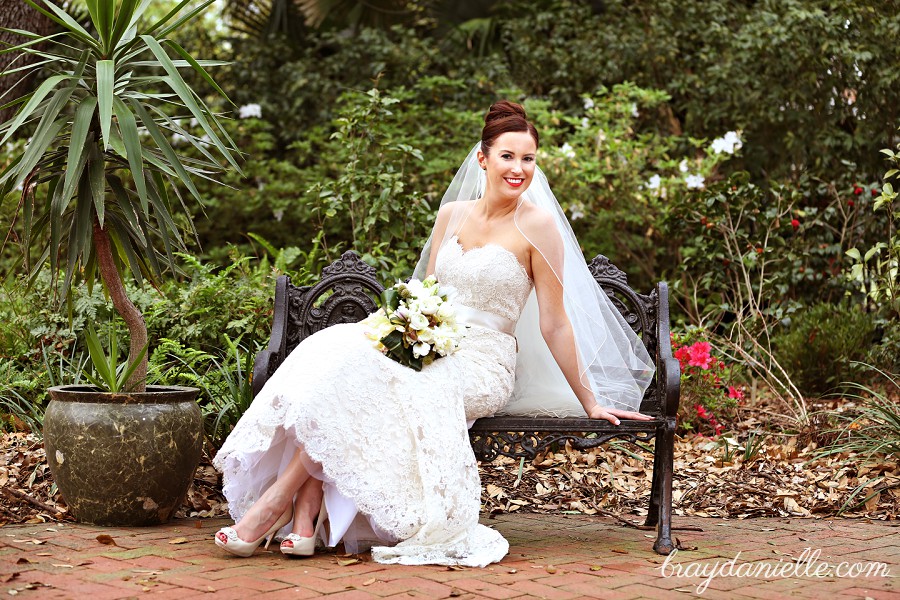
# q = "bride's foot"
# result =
<box><xmin>214</xmin><ymin>486</ymin><xmax>295</xmax><ymax>557</ymax></box>
<box><xmin>215</xmin><ymin>505</ymin><xmax>293</xmax><ymax>557</ymax></box>
<box><xmin>281</xmin><ymin>498</ymin><xmax>327</xmax><ymax>557</ymax></box>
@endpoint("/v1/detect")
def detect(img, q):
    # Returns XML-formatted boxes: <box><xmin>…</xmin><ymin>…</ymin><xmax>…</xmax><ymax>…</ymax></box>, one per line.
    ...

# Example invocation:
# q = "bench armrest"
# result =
<box><xmin>655</xmin><ymin>282</ymin><xmax>681</xmax><ymax>418</ymax></box>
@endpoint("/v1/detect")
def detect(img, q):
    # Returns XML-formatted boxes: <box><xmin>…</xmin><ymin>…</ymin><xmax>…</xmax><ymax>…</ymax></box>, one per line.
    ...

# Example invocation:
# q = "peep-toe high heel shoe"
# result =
<box><xmin>280</xmin><ymin>498</ymin><xmax>327</xmax><ymax>557</ymax></box>
<box><xmin>215</xmin><ymin>506</ymin><xmax>293</xmax><ymax>557</ymax></box>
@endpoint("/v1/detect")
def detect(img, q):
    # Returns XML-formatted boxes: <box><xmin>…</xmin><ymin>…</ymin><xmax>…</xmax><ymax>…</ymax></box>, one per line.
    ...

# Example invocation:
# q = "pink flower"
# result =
<box><xmin>695</xmin><ymin>404</ymin><xmax>709</xmax><ymax>419</ymax></box>
<box><xmin>791</xmin><ymin>219</ymin><xmax>800</xmax><ymax>230</ymax></box>
<box><xmin>674</xmin><ymin>346</ymin><xmax>691</xmax><ymax>369</ymax></box>
<box><xmin>687</xmin><ymin>342</ymin><xmax>713</xmax><ymax>369</ymax></box>
<box><xmin>727</xmin><ymin>386</ymin><xmax>744</xmax><ymax>400</ymax></box>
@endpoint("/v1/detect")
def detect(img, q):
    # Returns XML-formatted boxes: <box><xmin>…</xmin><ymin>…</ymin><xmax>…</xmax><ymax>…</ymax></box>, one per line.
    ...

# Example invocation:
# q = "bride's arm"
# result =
<box><xmin>527</xmin><ymin>214</ymin><xmax>652</xmax><ymax>425</ymax></box>
<box><xmin>425</xmin><ymin>203</ymin><xmax>456</xmax><ymax>277</ymax></box>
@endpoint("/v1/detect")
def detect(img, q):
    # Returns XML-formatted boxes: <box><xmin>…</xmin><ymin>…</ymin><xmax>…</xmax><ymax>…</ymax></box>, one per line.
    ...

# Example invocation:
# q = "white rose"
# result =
<box><xmin>436</xmin><ymin>301</ymin><xmax>456</xmax><ymax>322</ymax></box>
<box><xmin>406</xmin><ymin>279</ymin><xmax>426</xmax><ymax>297</ymax></box>
<box><xmin>417</xmin><ymin>327</ymin><xmax>435</xmax><ymax>343</ymax></box>
<box><xmin>409</xmin><ymin>312</ymin><xmax>429</xmax><ymax>331</ymax></box>
<box><xmin>419</xmin><ymin>296</ymin><xmax>441</xmax><ymax>315</ymax></box>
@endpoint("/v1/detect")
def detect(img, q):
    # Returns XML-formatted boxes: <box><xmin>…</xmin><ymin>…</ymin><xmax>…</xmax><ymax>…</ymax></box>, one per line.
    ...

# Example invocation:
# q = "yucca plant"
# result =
<box><xmin>0</xmin><ymin>0</ymin><xmax>241</xmax><ymax>392</ymax></box>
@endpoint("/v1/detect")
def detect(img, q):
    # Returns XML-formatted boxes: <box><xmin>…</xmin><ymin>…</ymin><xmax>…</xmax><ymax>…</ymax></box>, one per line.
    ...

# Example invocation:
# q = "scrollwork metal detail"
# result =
<box><xmin>588</xmin><ymin>255</ymin><xmax>629</xmax><ymax>287</ymax></box>
<box><xmin>283</xmin><ymin>252</ymin><xmax>384</xmax><ymax>355</ymax></box>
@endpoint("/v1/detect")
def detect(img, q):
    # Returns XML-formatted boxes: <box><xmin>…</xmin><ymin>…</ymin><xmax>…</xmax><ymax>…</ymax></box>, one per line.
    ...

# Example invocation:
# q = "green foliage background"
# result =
<box><xmin>2</xmin><ymin>0</ymin><xmax>900</xmax><ymax>439</ymax></box>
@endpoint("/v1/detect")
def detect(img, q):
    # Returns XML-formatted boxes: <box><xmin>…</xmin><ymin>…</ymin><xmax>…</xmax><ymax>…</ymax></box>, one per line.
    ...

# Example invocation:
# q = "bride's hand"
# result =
<box><xmin>586</xmin><ymin>404</ymin><xmax>654</xmax><ymax>425</ymax></box>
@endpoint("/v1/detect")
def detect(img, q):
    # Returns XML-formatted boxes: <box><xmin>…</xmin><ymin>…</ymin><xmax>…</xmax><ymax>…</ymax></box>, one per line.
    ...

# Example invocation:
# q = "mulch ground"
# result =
<box><xmin>2</xmin><ymin>425</ymin><xmax>897</xmax><ymax>528</ymax></box>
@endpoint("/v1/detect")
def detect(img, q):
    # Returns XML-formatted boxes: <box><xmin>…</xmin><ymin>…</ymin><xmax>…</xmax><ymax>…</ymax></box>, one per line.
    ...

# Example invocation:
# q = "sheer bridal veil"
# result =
<box><xmin>413</xmin><ymin>143</ymin><xmax>654</xmax><ymax>415</ymax></box>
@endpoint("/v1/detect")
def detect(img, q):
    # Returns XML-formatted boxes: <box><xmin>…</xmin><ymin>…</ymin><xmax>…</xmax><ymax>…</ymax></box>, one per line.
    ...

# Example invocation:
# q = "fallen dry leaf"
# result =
<box><xmin>361</xmin><ymin>578</ymin><xmax>376</xmax><ymax>586</ymax></box>
<box><xmin>168</xmin><ymin>537</ymin><xmax>189</xmax><ymax>545</ymax></box>
<box><xmin>336</xmin><ymin>557</ymin><xmax>360</xmax><ymax>566</ymax></box>
<box><xmin>96</xmin><ymin>535</ymin><xmax>117</xmax><ymax>546</ymax></box>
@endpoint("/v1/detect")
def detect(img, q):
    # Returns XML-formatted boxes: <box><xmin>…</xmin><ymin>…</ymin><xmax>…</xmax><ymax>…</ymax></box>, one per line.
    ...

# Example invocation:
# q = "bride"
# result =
<box><xmin>212</xmin><ymin>101</ymin><xmax>655</xmax><ymax>567</ymax></box>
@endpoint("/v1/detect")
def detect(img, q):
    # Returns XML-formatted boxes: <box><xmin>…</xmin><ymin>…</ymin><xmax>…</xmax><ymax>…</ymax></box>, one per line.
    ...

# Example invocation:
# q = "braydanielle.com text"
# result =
<box><xmin>660</xmin><ymin>547</ymin><xmax>891</xmax><ymax>594</ymax></box>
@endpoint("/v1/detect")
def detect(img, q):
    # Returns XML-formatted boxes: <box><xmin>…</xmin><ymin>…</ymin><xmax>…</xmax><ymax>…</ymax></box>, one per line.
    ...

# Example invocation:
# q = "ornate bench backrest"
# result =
<box><xmin>282</xmin><ymin>252</ymin><xmax>384</xmax><ymax>357</ymax></box>
<box><xmin>254</xmin><ymin>250</ymin><xmax>667</xmax><ymax>416</ymax></box>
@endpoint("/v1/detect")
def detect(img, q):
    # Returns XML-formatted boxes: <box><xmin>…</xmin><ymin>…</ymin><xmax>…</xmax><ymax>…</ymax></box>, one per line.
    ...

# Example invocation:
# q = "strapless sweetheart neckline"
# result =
<box><xmin>449</xmin><ymin>235</ymin><xmax>532</xmax><ymax>284</ymax></box>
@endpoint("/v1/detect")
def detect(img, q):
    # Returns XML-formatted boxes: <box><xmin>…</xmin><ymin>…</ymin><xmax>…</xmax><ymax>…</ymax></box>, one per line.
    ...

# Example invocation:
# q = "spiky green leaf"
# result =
<box><xmin>96</xmin><ymin>59</ymin><xmax>115</xmax><ymax>151</ymax></box>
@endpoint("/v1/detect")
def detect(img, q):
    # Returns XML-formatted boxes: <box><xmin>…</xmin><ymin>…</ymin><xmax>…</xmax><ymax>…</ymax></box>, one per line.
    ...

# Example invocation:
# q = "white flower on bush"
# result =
<box><xmin>710</xmin><ymin>131</ymin><xmax>743</xmax><ymax>155</ymax></box>
<box><xmin>647</xmin><ymin>174</ymin><xmax>662</xmax><ymax>190</ymax></box>
<box><xmin>560</xmin><ymin>142</ymin><xmax>576</xmax><ymax>158</ymax></box>
<box><xmin>583</xmin><ymin>97</ymin><xmax>595</xmax><ymax>110</ymax></box>
<box><xmin>239</xmin><ymin>103</ymin><xmax>262</xmax><ymax>119</ymax></box>
<box><xmin>685</xmin><ymin>174</ymin><xmax>706</xmax><ymax>189</ymax></box>
<box><xmin>581</xmin><ymin>117</ymin><xmax>590</xmax><ymax>129</ymax></box>
<box><xmin>679</xmin><ymin>159</ymin><xmax>689</xmax><ymax>173</ymax></box>
<box><xmin>630</xmin><ymin>103</ymin><xmax>639</xmax><ymax>118</ymax></box>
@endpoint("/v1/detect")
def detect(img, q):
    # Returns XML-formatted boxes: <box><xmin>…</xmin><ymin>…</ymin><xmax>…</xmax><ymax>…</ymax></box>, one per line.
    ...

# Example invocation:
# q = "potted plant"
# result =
<box><xmin>0</xmin><ymin>0</ymin><xmax>240</xmax><ymax>525</ymax></box>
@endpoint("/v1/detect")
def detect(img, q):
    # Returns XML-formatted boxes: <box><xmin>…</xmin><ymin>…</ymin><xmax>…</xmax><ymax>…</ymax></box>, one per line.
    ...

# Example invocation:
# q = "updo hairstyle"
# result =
<box><xmin>481</xmin><ymin>100</ymin><xmax>539</xmax><ymax>156</ymax></box>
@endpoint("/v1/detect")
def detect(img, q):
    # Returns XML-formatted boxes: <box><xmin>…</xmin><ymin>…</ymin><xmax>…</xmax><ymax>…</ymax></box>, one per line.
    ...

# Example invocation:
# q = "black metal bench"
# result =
<box><xmin>251</xmin><ymin>251</ymin><xmax>681</xmax><ymax>554</ymax></box>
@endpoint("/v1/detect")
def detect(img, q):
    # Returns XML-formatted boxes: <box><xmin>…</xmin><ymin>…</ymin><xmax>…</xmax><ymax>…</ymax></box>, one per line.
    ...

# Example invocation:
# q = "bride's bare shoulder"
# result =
<box><xmin>437</xmin><ymin>200</ymin><xmax>474</xmax><ymax>218</ymax></box>
<box><xmin>517</xmin><ymin>203</ymin><xmax>559</xmax><ymax>241</ymax></box>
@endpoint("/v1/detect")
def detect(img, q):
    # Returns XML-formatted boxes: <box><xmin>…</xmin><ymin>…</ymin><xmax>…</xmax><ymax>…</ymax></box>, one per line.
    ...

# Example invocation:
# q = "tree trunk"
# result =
<box><xmin>0</xmin><ymin>0</ymin><xmax>57</xmax><ymax>123</ymax></box>
<box><xmin>92</xmin><ymin>219</ymin><xmax>148</xmax><ymax>392</ymax></box>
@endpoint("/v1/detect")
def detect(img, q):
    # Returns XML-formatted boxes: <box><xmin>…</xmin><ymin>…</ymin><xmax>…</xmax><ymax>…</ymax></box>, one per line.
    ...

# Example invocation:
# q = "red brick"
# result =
<box><xmin>505</xmin><ymin>579</ymin><xmax>580</xmax><ymax>599</ymax></box>
<box><xmin>450</xmin><ymin>576</ymin><xmax>521</xmax><ymax>599</ymax></box>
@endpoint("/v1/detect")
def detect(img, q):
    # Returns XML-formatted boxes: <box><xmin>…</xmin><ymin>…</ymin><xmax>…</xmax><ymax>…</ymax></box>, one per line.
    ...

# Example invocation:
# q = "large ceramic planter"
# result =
<box><xmin>43</xmin><ymin>385</ymin><xmax>203</xmax><ymax>526</ymax></box>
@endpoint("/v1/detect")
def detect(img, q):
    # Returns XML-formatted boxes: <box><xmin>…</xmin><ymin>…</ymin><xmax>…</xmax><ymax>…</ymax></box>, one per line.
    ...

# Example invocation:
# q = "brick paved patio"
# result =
<box><xmin>1</xmin><ymin>513</ymin><xmax>897</xmax><ymax>599</ymax></box>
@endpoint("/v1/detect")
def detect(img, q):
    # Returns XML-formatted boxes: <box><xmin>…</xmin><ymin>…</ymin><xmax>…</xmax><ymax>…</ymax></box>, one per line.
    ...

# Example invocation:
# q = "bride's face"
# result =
<box><xmin>478</xmin><ymin>131</ymin><xmax>537</xmax><ymax>202</ymax></box>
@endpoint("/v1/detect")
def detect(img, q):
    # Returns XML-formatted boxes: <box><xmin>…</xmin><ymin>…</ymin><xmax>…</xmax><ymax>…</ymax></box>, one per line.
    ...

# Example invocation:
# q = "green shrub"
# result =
<box><xmin>772</xmin><ymin>302</ymin><xmax>877</xmax><ymax>396</ymax></box>
<box><xmin>867</xmin><ymin>318</ymin><xmax>900</xmax><ymax>375</ymax></box>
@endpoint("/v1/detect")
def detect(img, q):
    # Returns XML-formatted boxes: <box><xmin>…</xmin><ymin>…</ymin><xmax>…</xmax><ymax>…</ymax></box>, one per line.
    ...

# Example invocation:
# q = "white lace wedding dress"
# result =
<box><xmin>214</xmin><ymin>237</ymin><xmax>533</xmax><ymax>566</ymax></box>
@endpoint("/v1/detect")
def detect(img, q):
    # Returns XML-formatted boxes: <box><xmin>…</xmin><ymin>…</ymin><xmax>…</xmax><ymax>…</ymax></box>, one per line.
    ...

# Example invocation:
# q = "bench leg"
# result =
<box><xmin>643</xmin><ymin>434</ymin><xmax>663</xmax><ymax>528</ymax></box>
<box><xmin>653</xmin><ymin>419</ymin><xmax>675</xmax><ymax>555</ymax></box>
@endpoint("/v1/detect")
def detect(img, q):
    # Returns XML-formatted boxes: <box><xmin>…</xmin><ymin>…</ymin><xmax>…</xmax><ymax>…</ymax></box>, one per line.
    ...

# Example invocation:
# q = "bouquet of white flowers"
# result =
<box><xmin>362</xmin><ymin>276</ymin><xmax>462</xmax><ymax>371</ymax></box>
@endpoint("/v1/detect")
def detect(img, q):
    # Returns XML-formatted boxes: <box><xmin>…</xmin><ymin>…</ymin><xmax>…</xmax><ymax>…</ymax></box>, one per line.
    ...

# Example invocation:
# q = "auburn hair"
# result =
<box><xmin>481</xmin><ymin>100</ymin><xmax>539</xmax><ymax>155</ymax></box>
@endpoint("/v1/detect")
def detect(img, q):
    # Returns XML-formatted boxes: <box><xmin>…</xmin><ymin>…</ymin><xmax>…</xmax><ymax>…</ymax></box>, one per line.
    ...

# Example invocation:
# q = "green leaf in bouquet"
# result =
<box><xmin>381</xmin><ymin>330</ymin><xmax>405</xmax><ymax>355</ymax></box>
<box><xmin>381</xmin><ymin>288</ymin><xmax>400</xmax><ymax>312</ymax></box>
